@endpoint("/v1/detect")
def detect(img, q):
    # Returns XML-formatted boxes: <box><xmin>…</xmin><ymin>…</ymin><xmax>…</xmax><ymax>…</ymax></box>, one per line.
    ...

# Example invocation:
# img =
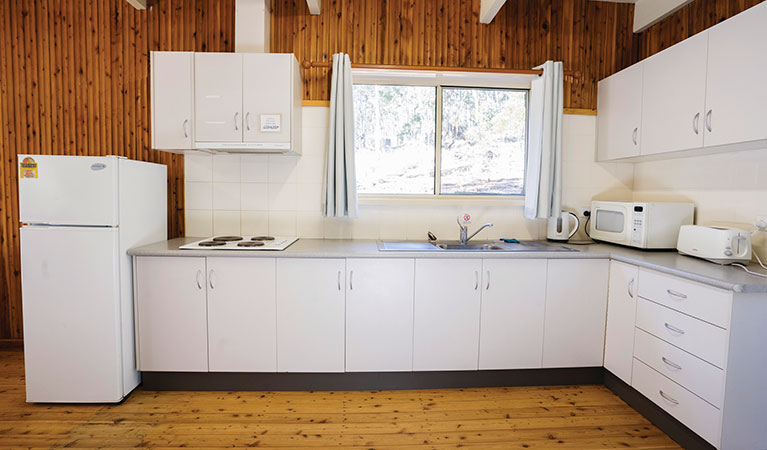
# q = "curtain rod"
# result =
<box><xmin>300</xmin><ymin>60</ymin><xmax>549</xmax><ymax>76</ymax></box>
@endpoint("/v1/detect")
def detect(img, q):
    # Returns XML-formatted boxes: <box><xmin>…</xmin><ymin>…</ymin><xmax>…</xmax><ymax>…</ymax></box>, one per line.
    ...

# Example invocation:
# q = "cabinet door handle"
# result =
<box><xmin>234</xmin><ymin>112</ymin><xmax>240</xmax><ymax>131</ymax></box>
<box><xmin>208</xmin><ymin>269</ymin><xmax>216</xmax><ymax>290</ymax></box>
<box><xmin>705</xmin><ymin>109</ymin><xmax>712</xmax><ymax>132</ymax></box>
<box><xmin>486</xmin><ymin>270</ymin><xmax>490</xmax><ymax>290</ymax></box>
<box><xmin>196</xmin><ymin>270</ymin><xmax>203</xmax><ymax>290</ymax></box>
<box><xmin>245</xmin><ymin>112</ymin><xmax>251</xmax><ymax>131</ymax></box>
<box><xmin>632</xmin><ymin>127</ymin><xmax>638</xmax><ymax>145</ymax></box>
<box><xmin>692</xmin><ymin>112</ymin><xmax>700</xmax><ymax>135</ymax></box>
<box><xmin>474</xmin><ymin>270</ymin><xmax>479</xmax><ymax>290</ymax></box>
<box><xmin>627</xmin><ymin>278</ymin><xmax>635</xmax><ymax>299</ymax></box>
<box><xmin>349</xmin><ymin>270</ymin><xmax>354</xmax><ymax>291</ymax></box>
<box><xmin>666</xmin><ymin>289</ymin><xmax>687</xmax><ymax>299</ymax></box>
<box><xmin>662</xmin><ymin>356</ymin><xmax>682</xmax><ymax>370</ymax></box>
<box><xmin>664</xmin><ymin>322</ymin><xmax>685</xmax><ymax>335</ymax></box>
<box><xmin>183</xmin><ymin>119</ymin><xmax>189</xmax><ymax>138</ymax></box>
<box><xmin>659</xmin><ymin>390</ymin><xmax>679</xmax><ymax>405</ymax></box>
<box><xmin>337</xmin><ymin>270</ymin><xmax>341</xmax><ymax>291</ymax></box>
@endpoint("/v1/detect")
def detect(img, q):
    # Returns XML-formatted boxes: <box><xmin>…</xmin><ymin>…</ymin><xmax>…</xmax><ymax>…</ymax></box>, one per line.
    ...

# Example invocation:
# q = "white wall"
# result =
<box><xmin>632</xmin><ymin>148</ymin><xmax>767</xmax><ymax>256</ymax></box>
<box><xmin>184</xmin><ymin>107</ymin><xmax>633</xmax><ymax>241</ymax></box>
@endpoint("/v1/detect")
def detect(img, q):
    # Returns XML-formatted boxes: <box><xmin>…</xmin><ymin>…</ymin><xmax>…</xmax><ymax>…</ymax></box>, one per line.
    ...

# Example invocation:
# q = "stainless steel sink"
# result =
<box><xmin>377</xmin><ymin>240</ymin><xmax>577</xmax><ymax>252</ymax></box>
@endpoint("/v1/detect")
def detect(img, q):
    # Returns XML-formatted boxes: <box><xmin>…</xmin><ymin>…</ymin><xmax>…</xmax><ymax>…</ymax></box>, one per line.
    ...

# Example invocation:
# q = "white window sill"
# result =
<box><xmin>358</xmin><ymin>194</ymin><xmax>526</xmax><ymax>207</ymax></box>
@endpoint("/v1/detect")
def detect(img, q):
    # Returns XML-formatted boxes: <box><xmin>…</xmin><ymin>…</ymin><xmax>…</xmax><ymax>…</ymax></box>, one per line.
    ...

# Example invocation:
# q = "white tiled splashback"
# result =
<box><xmin>184</xmin><ymin>107</ymin><xmax>634</xmax><ymax>241</ymax></box>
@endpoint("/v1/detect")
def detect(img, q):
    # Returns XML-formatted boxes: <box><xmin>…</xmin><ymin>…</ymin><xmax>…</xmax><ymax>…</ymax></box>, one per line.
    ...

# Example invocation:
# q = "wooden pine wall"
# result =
<box><xmin>0</xmin><ymin>0</ymin><xmax>235</xmax><ymax>340</ymax></box>
<box><xmin>271</xmin><ymin>0</ymin><xmax>638</xmax><ymax>109</ymax></box>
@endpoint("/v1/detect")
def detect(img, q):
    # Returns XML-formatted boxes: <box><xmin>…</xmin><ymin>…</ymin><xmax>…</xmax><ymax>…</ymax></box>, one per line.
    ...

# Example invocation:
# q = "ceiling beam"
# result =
<box><xmin>480</xmin><ymin>0</ymin><xmax>507</xmax><ymax>24</ymax></box>
<box><xmin>306</xmin><ymin>0</ymin><xmax>320</xmax><ymax>15</ymax></box>
<box><xmin>125</xmin><ymin>0</ymin><xmax>148</xmax><ymax>10</ymax></box>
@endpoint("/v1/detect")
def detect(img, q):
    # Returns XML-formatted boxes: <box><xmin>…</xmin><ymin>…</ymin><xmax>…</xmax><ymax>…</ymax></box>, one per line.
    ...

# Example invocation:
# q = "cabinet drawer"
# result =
<box><xmin>636</xmin><ymin>298</ymin><xmax>728</xmax><ymax>368</ymax></box>
<box><xmin>634</xmin><ymin>328</ymin><xmax>724</xmax><ymax>408</ymax></box>
<box><xmin>632</xmin><ymin>359</ymin><xmax>721</xmax><ymax>447</ymax></box>
<box><xmin>638</xmin><ymin>268</ymin><xmax>731</xmax><ymax>328</ymax></box>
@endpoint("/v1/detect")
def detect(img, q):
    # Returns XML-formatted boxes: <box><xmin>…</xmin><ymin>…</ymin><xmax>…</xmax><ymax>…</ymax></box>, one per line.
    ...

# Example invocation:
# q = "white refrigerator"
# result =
<box><xmin>19</xmin><ymin>155</ymin><xmax>167</xmax><ymax>403</ymax></box>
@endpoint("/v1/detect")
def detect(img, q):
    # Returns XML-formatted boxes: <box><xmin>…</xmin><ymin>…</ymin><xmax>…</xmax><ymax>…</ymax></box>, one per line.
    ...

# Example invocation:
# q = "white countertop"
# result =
<box><xmin>128</xmin><ymin>238</ymin><xmax>767</xmax><ymax>293</ymax></box>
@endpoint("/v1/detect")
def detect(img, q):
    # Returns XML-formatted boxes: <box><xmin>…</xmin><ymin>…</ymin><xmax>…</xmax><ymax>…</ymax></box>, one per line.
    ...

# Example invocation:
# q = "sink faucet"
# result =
<box><xmin>457</xmin><ymin>217</ymin><xmax>494</xmax><ymax>244</ymax></box>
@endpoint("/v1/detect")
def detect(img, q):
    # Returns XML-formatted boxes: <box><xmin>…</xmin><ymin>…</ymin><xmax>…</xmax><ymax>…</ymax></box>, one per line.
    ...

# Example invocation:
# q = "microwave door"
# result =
<box><xmin>593</xmin><ymin>206</ymin><xmax>630</xmax><ymax>244</ymax></box>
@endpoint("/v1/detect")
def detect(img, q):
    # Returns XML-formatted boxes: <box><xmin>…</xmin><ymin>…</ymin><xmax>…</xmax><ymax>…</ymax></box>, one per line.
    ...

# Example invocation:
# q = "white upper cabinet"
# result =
<box><xmin>597</xmin><ymin>2</ymin><xmax>767</xmax><ymax>161</ymax></box>
<box><xmin>206</xmin><ymin>257</ymin><xmax>277</xmax><ymax>372</ymax></box>
<box><xmin>275</xmin><ymin>259</ymin><xmax>346</xmax><ymax>372</ymax></box>
<box><xmin>243</xmin><ymin>54</ymin><xmax>299</xmax><ymax>148</ymax></box>
<box><xmin>135</xmin><ymin>256</ymin><xmax>209</xmax><ymax>372</ymax></box>
<box><xmin>603</xmin><ymin>260</ymin><xmax>639</xmax><ymax>384</ymax></box>
<box><xmin>640</xmin><ymin>31</ymin><xmax>708</xmax><ymax>156</ymax></box>
<box><xmin>413</xmin><ymin>259</ymin><xmax>482</xmax><ymax>371</ymax></box>
<box><xmin>194</xmin><ymin>53</ymin><xmax>244</xmax><ymax>142</ymax></box>
<box><xmin>543</xmin><ymin>259</ymin><xmax>609</xmax><ymax>368</ymax></box>
<box><xmin>703</xmin><ymin>1</ymin><xmax>767</xmax><ymax>148</ymax></box>
<box><xmin>150</xmin><ymin>52</ymin><xmax>193</xmax><ymax>150</ymax></box>
<box><xmin>345</xmin><ymin>259</ymin><xmax>415</xmax><ymax>372</ymax></box>
<box><xmin>597</xmin><ymin>63</ymin><xmax>643</xmax><ymax>160</ymax></box>
<box><xmin>478</xmin><ymin>259</ymin><xmax>547</xmax><ymax>370</ymax></box>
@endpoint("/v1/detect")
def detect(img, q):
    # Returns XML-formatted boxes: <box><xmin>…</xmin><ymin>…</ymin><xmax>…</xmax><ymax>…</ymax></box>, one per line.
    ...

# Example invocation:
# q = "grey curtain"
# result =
<box><xmin>524</xmin><ymin>60</ymin><xmax>564</xmax><ymax>220</ymax></box>
<box><xmin>322</xmin><ymin>53</ymin><xmax>358</xmax><ymax>218</ymax></box>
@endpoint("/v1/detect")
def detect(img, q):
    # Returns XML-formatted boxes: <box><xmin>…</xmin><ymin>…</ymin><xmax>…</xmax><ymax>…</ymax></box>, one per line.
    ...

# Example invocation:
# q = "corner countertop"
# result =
<box><xmin>128</xmin><ymin>237</ymin><xmax>767</xmax><ymax>293</ymax></box>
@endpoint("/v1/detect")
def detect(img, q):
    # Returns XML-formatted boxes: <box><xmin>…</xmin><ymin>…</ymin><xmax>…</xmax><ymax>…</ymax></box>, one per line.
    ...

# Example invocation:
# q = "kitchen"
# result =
<box><xmin>2</xmin><ymin>0</ymin><xmax>767</xmax><ymax>449</ymax></box>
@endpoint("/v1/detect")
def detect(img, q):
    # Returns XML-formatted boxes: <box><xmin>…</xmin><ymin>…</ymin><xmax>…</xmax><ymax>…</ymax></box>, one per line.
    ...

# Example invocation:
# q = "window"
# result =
<box><xmin>353</xmin><ymin>71</ymin><xmax>529</xmax><ymax>197</ymax></box>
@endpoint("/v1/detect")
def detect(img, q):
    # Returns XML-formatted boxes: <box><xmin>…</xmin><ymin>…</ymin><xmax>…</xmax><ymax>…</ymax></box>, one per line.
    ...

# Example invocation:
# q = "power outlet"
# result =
<box><xmin>578</xmin><ymin>207</ymin><xmax>591</xmax><ymax>218</ymax></box>
<box><xmin>756</xmin><ymin>216</ymin><xmax>767</xmax><ymax>231</ymax></box>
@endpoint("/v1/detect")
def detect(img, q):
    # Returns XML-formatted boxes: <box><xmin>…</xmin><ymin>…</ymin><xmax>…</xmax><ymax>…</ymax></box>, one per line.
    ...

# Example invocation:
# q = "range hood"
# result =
<box><xmin>193</xmin><ymin>141</ymin><xmax>294</xmax><ymax>154</ymax></box>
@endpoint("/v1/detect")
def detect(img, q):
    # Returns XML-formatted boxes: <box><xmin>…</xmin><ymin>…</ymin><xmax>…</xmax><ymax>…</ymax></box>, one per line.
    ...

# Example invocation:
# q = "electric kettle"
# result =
<box><xmin>547</xmin><ymin>211</ymin><xmax>579</xmax><ymax>242</ymax></box>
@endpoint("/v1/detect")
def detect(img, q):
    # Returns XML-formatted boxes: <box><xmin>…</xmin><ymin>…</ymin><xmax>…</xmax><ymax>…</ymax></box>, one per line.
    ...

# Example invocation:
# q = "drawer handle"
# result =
<box><xmin>659</xmin><ymin>390</ymin><xmax>680</xmax><ymax>405</ymax></box>
<box><xmin>664</xmin><ymin>322</ymin><xmax>685</xmax><ymax>335</ymax></box>
<box><xmin>662</xmin><ymin>356</ymin><xmax>682</xmax><ymax>370</ymax></box>
<box><xmin>666</xmin><ymin>289</ymin><xmax>687</xmax><ymax>299</ymax></box>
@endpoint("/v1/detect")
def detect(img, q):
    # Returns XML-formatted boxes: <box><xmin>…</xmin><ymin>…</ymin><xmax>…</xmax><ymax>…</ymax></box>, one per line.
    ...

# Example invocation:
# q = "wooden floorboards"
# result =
<box><xmin>0</xmin><ymin>350</ymin><xmax>681</xmax><ymax>449</ymax></box>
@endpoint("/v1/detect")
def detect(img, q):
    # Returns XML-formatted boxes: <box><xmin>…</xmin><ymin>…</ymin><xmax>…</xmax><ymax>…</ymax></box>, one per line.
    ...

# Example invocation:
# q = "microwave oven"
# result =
<box><xmin>589</xmin><ymin>201</ymin><xmax>694</xmax><ymax>249</ymax></box>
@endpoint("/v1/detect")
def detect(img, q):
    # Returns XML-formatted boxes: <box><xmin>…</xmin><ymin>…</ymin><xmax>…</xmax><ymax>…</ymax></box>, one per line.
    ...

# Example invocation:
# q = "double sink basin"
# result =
<box><xmin>377</xmin><ymin>240</ymin><xmax>578</xmax><ymax>253</ymax></box>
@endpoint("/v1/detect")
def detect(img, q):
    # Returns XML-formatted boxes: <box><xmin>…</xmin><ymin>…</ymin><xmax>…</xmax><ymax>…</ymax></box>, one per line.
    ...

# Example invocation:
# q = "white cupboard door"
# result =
<box><xmin>640</xmin><ymin>32</ymin><xmax>708</xmax><ymax>155</ymax></box>
<box><xmin>194</xmin><ymin>53</ymin><xmax>243</xmax><ymax>142</ymax></box>
<box><xmin>603</xmin><ymin>261</ymin><xmax>639</xmax><ymax>383</ymax></box>
<box><xmin>207</xmin><ymin>257</ymin><xmax>277</xmax><ymax>372</ymax></box>
<box><xmin>243</xmin><ymin>54</ymin><xmax>292</xmax><ymax>144</ymax></box>
<box><xmin>543</xmin><ymin>259</ymin><xmax>609</xmax><ymax>368</ymax></box>
<box><xmin>135</xmin><ymin>256</ymin><xmax>208</xmax><ymax>372</ymax></box>
<box><xmin>413</xmin><ymin>259</ymin><xmax>483</xmax><ymax>371</ymax></box>
<box><xmin>276</xmin><ymin>259</ymin><xmax>346</xmax><ymax>372</ymax></box>
<box><xmin>151</xmin><ymin>52</ymin><xmax>193</xmax><ymax>150</ymax></box>
<box><xmin>597</xmin><ymin>63</ymin><xmax>643</xmax><ymax>160</ymax></box>
<box><xmin>704</xmin><ymin>2</ymin><xmax>767</xmax><ymax>147</ymax></box>
<box><xmin>345</xmin><ymin>259</ymin><xmax>415</xmax><ymax>372</ymax></box>
<box><xmin>479</xmin><ymin>259</ymin><xmax>547</xmax><ymax>370</ymax></box>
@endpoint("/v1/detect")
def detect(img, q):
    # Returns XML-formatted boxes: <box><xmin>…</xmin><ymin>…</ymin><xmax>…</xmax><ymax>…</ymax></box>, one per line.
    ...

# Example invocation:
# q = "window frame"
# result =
<box><xmin>352</xmin><ymin>68</ymin><xmax>533</xmax><ymax>204</ymax></box>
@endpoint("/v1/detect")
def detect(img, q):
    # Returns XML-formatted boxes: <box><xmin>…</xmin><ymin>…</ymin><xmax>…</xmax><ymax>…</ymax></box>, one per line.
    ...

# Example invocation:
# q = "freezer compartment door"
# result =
<box><xmin>18</xmin><ymin>155</ymin><xmax>118</xmax><ymax>226</ymax></box>
<box><xmin>21</xmin><ymin>226</ymin><xmax>125</xmax><ymax>402</ymax></box>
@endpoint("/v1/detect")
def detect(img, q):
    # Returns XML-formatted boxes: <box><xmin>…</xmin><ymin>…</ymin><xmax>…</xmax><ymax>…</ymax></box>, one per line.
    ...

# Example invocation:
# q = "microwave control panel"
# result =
<box><xmin>631</xmin><ymin>207</ymin><xmax>645</xmax><ymax>246</ymax></box>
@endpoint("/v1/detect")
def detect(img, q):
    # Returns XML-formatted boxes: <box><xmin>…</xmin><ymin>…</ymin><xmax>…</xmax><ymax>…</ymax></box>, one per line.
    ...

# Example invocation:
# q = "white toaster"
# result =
<box><xmin>677</xmin><ymin>225</ymin><xmax>752</xmax><ymax>264</ymax></box>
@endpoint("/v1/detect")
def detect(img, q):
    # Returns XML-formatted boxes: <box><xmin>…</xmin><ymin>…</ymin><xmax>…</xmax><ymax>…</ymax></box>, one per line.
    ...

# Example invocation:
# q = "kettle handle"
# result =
<box><xmin>567</xmin><ymin>212</ymin><xmax>580</xmax><ymax>239</ymax></box>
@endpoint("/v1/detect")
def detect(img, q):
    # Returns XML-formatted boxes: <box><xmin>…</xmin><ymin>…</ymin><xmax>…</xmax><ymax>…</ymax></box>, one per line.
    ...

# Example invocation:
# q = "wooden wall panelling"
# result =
<box><xmin>271</xmin><ymin>0</ymin><xmax>638</xmax><ymax>110</ymax></box>
<box><xmin>0</xmin><ymin>0</ymin><xmax>235</xmax><ymax>340</ymax></box>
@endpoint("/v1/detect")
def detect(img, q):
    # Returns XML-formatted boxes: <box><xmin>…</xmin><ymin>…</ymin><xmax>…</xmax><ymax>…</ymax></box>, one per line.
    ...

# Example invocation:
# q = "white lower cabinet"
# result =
<box><xmin>543</xmin><ymin>259</ymin><xmax>609</xmax><ymax>368</ymax></box>
<box><xmin>135</xmin><ymin>256</ymin><xmax>209</xmax><ymax>372</ymax></box>
<box><xmin>275</xmin><ymin>258</ymin><xmax>346</xmax><ymax>372</ymax></box>
<box><xmin>413</xmin><ymin>259</ymin><xmax>483</xmax><ymax>371</ymax></box>
<box><xmin>345</xmin><ymin>258</ymin><xmax>415</xmax><ymax>372</ymax></box>
<box><xmin>604</xmin><ymin>260</ymin><xmax>639</xmax><ymax>383</ymax></box>
<box><xmin>206</xmin><ymin>257</ymin><xmax>277</xmax><ymax>372</ymax></box>
<box><xmin>478</xmin><ymin>259</ymin><xmax>547</xmax><ymax>369</ymax></box>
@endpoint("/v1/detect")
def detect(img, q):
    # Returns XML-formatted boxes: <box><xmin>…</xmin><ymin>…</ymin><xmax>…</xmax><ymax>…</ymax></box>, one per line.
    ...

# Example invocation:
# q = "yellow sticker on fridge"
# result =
<box><xmin>20</xmin><ymin>157</ymin><xmax>38</xmax><ymax>179</ymax></box>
